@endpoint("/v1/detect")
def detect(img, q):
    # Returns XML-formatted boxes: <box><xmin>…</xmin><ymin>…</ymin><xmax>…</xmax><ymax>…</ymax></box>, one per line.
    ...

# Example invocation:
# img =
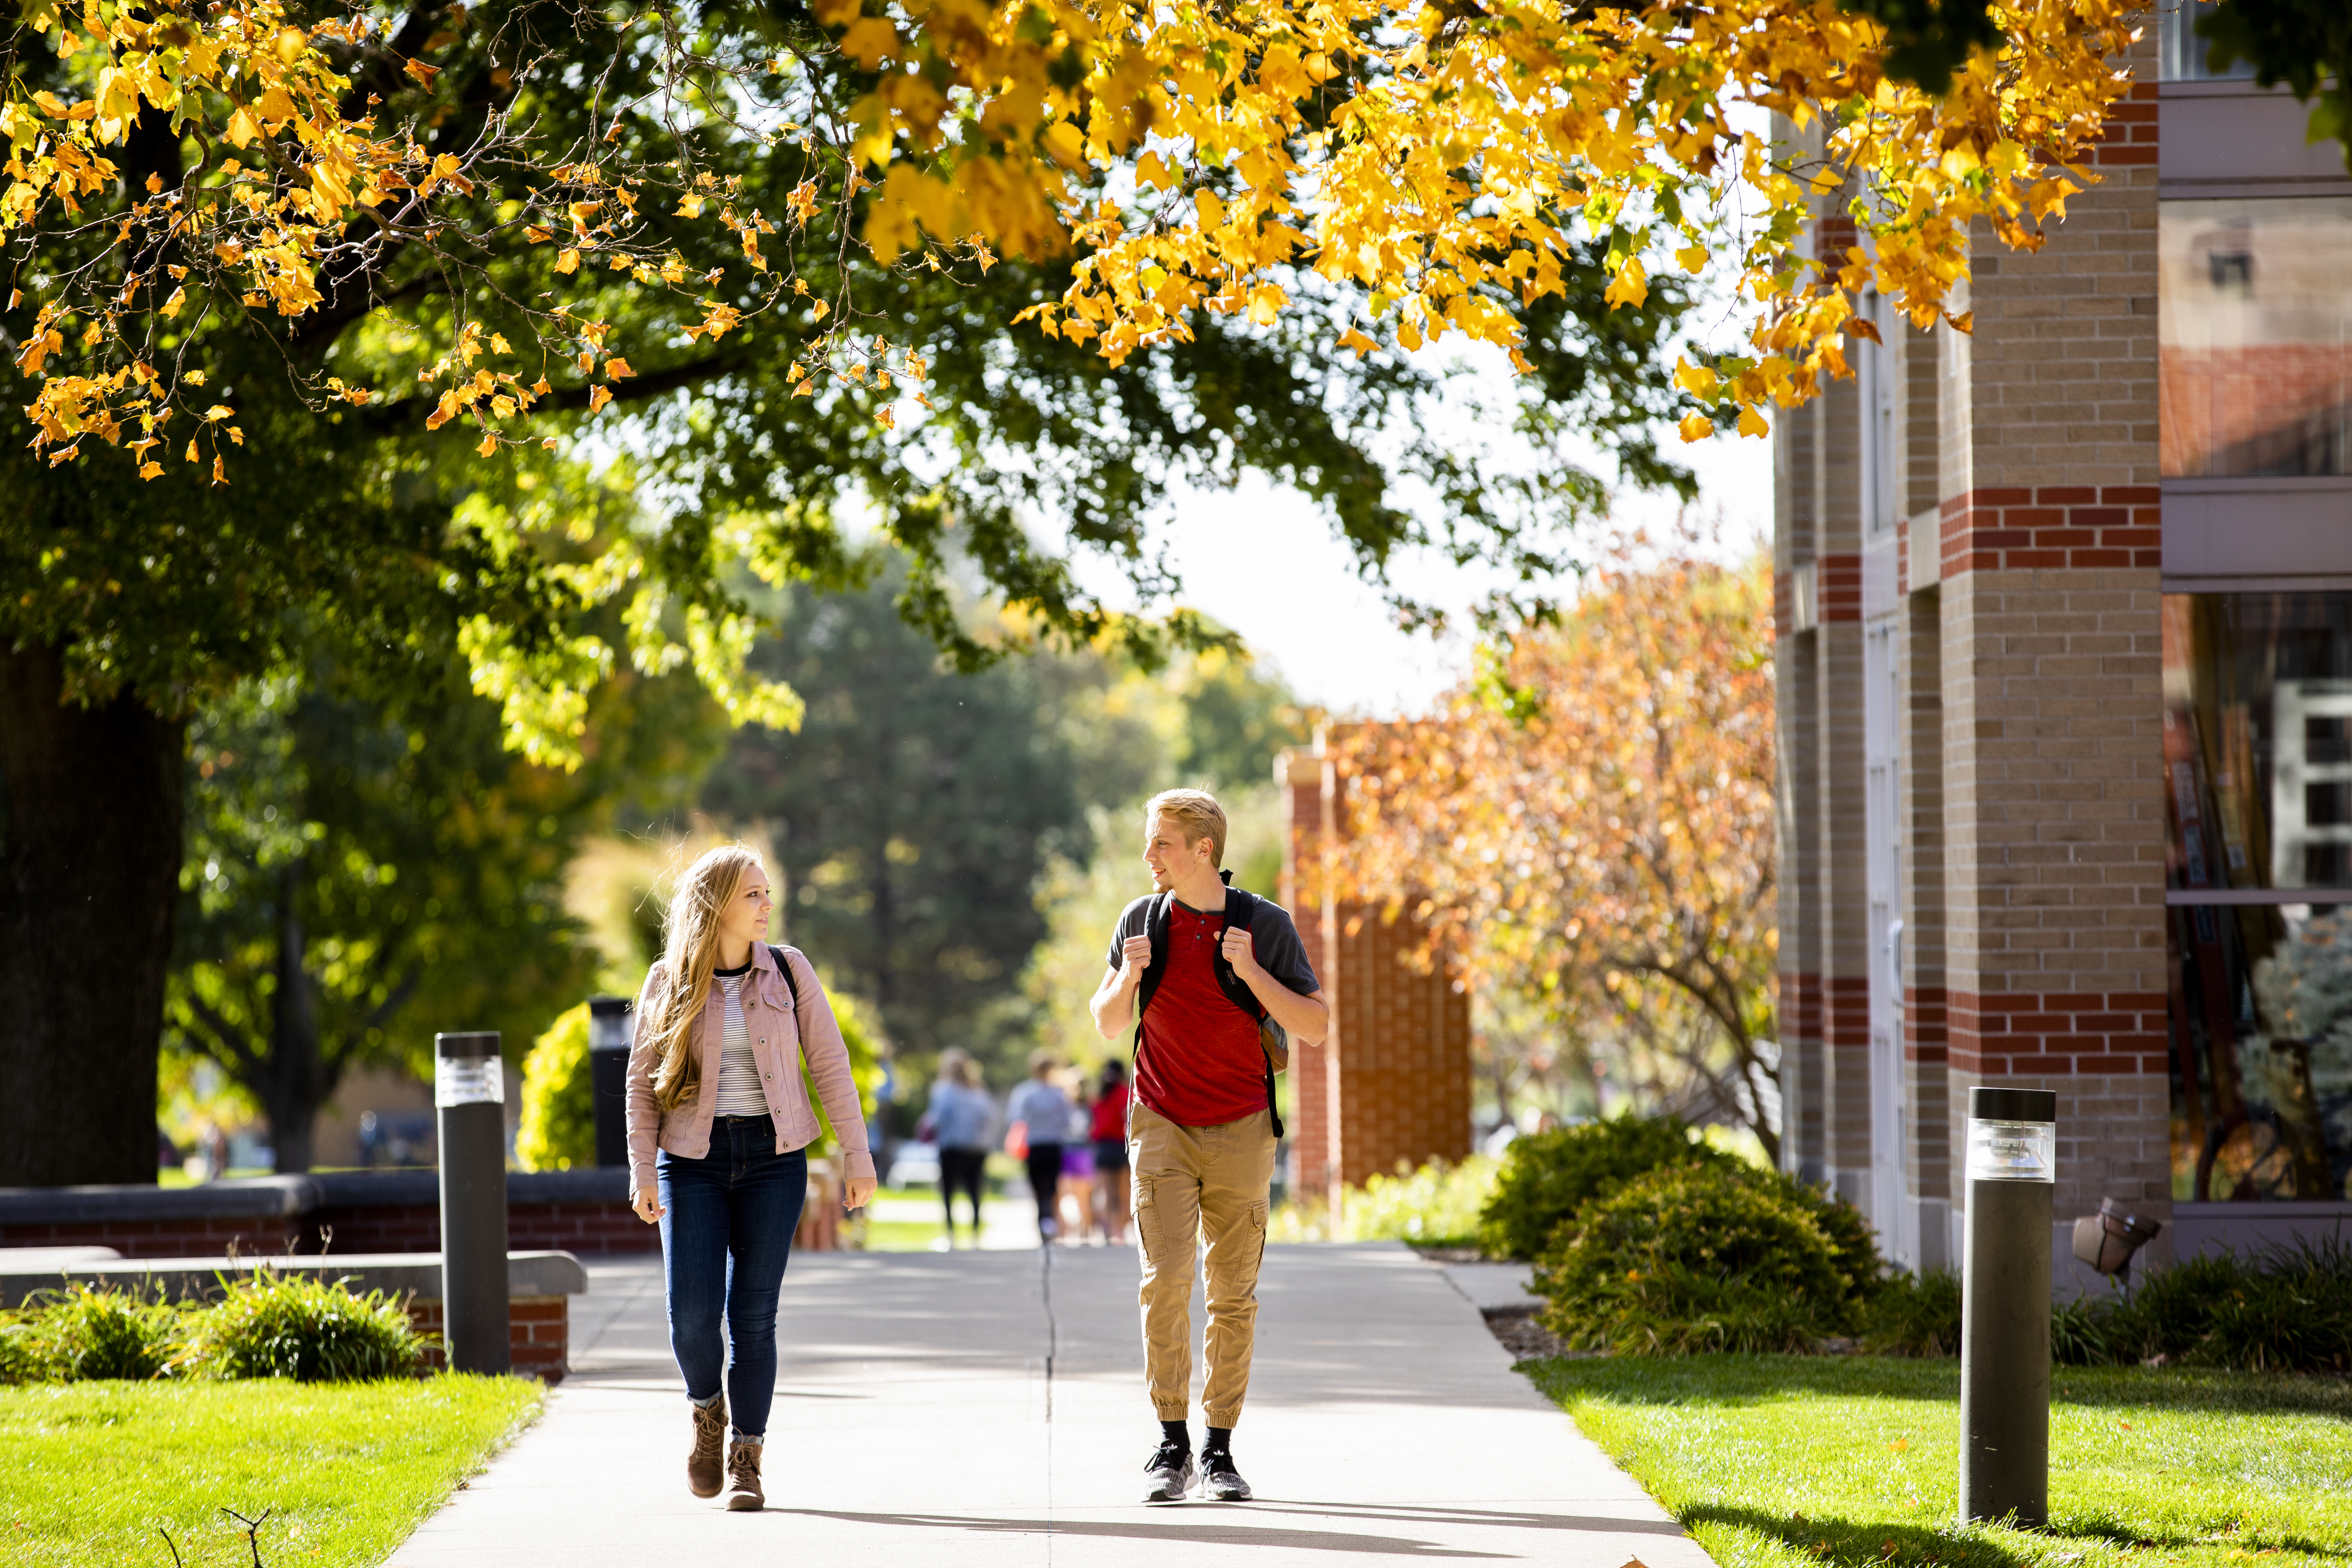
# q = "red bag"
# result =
<box><xmin>1003</xmin><ymin>1120</ymin><xmax>1029</xmax><ymax>1160</ymax></box>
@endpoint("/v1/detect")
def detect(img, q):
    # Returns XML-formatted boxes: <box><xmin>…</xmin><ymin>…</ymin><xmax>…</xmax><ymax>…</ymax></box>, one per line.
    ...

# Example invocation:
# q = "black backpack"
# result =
<box><xmin>1132</xmin><ymin>872</ymin><xmax>1289</xmax><ymax>1138</ymax></box>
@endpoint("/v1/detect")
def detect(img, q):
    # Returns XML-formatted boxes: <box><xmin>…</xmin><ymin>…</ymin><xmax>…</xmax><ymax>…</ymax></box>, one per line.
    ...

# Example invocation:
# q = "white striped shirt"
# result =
<box><xmin>712</xmin><ymin>969</ymin><xmax>768</xmax><ymax>1117</ymax></box>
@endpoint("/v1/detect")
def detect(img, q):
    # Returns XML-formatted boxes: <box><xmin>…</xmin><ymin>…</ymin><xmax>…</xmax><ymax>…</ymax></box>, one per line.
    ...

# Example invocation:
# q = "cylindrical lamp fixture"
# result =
<box><xmin>587</xmin><ymin>997</ymin><xmax>634</xmax><ymax>1169</ymax></box>
<box><xmin>435</xmin><ymin>1031</ymin><xmax>511</xmax><ymax>1376</ymax></box>
<box><xmin>1958</xmin><ymin>1085</ymin><xmax>2056</xmax><ymax>1527</ymax></box>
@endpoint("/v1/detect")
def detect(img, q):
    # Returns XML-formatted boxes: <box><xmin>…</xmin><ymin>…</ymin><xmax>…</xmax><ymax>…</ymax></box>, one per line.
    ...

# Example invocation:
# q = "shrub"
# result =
<box><xmin>1533</xmin><ymin>1161</ymin><xmax>1880</xmax><ymax>1354</ymax></box>
<box><xmin>1478</xmin><ymin>1115</ymin><xmax>1737</xmax><ymax>1261</ymax></box>
<box><xmin>1348</xmin><ymin>1155</ymin><xmax>1502</xmax><ymax>1245</ymax></box>
<box><xmin>3</xmin><ymin>1285</ymin><xmax>192</xmax><ymax>1382</ymax></box>
<box><xmin>184</xmin><ymin>1273</ymin><xmax>427</xmax><ymax>1381</ymax></box>
<box><xmin>2055</xmin><ymin>1237</ymin><xmax>2352</xmax><ymax>1373</ymax></box>
<box><xmin>517</xmin><ymin>1002</ymin><xmax>595</xmax><ymax>1173</ymax></box>
<box><xmin>1860</xmin><ymin>1267</ymin><xmax>1962</xmax><ymax>1357</ymax></box>
<box><xmin>0</xmin><ymin>1316</ymin><xmax>42</xmax><ymax>1384</ymax></box>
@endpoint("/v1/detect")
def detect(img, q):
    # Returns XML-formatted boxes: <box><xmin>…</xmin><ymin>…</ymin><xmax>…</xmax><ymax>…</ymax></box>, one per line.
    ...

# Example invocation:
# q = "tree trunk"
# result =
<box><xmin>263</xmin><ymin>861</ymin><xmax>323</xmax><ymax>1173</ymax></box>
<box><xmin>0</xmin><ymin>643</ymin><xmax>184</xmax><ymax>1185</ymax></box>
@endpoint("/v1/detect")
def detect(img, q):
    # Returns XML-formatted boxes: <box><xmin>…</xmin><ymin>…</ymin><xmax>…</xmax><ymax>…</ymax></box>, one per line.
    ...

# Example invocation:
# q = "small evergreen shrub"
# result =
<box><xmin>1533</xmin><ymin>1161</ymin><xmax>1882</xmax><ymax>1354</ymax></box>
<box><xmin>1860</xmin><ymin>1267</ymin><xmax>1962</xmax><ymax>1357</ymax></box>
<box><xmin>1478</xmin><ymin>1115</ymin><xmax>1737</xmax><ymax>1261</ymax></box>
<box><xmin>517</xmin><ymin>1002</ymin><xmax>595</xmax><ymax>1172</ymax></box>
<box><xmin>4</xmin><ymin>1285</ymin><xmax>192</xmax><ymax>1382</ymax></box>
<box><xmin>185</xmin><ymin>1273</ymin><xmax>427</xmax><ymax>1382</ymax></box>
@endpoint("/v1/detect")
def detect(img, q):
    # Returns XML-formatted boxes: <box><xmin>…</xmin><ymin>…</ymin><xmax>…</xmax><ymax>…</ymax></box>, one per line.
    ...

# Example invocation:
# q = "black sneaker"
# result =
<box><xmin>1140</xmin><ymin>1439</ymin><xmax>1195</xmax><ymax>1503</ymax></box>
<box><xmin>1199</xmin><ymin>1447</ymin><xmax>1252</xmax><ymax>1502</ymax></box>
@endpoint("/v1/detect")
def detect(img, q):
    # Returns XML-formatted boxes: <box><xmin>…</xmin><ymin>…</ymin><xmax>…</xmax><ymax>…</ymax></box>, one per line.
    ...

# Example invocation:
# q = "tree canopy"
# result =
<box><xmin>167</xmin><ymin>635</ymin><xmax>718</xmax><ymax>1169</ymax></box>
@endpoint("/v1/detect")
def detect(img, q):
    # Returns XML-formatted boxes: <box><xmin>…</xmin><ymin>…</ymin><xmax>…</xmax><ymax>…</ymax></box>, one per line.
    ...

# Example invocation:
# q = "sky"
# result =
<box><xmin>1072</xmin><ymin>352</ymin><xmax>1774</xmax><ymax>717</ymax></box>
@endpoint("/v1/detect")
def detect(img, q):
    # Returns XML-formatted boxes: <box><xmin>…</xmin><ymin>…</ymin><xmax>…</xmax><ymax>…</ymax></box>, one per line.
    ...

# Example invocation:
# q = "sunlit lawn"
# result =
<box><xmin>1529</xmin><ymin>1356</ymin><xmax>2351</xmax><ymax>1568</ymax></box>
<box><xmin>0</xmin><ymin>1376</ymin><xmax>542</xmax><ymax>1568</ymax></box>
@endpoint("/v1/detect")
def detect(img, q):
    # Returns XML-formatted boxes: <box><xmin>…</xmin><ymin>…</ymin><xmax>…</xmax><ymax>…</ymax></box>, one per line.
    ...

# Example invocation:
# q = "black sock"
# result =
<box><xmin>1160</xmin><ymin>1419</ymin><xmax>1190</xmax><ymax>1450</ymax></box>
<box><xmin>1204</xmin><ymin>1425</ymin><xmax>1233</xmax><ymax>1457</ymax></box>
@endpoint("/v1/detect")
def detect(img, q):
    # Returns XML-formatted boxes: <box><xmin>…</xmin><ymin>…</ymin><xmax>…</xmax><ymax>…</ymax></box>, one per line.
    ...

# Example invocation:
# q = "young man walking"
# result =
<box><xmin>1091</xmin><ymin>788</ymin><xmax>1327</xmax><ymax>1504</ymax></box>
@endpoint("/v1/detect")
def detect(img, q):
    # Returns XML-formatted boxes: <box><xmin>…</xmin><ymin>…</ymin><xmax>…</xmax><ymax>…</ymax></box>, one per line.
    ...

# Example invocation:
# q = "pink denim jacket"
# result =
<box><xmin>624</xmin><ymin>943</ymin><xmax>876</xmax><ymax>1197</ymax></box>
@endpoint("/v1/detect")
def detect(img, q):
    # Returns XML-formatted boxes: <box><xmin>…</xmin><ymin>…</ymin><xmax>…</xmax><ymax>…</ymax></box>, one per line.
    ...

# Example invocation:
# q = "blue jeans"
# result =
<box><xmin>657</xmin><ymin>1116</ymin><xmax>807</xmax><ymax>1437</ymax></box>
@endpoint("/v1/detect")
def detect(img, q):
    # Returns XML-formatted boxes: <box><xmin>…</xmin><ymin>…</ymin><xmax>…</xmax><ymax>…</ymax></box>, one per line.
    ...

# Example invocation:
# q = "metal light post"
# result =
<box><xmin>1958</xmin><ymin>1085</ymin><xmax>2057</xmax><ymax>1527</ymax></box>
<box><xmin>435</xmin><ymin>1031</ymin><xmax>510</xmax><ymax>1376</ymax></box>
<box><xmin>587</xmin><ymin>997</ymin><xmax>634</xmax><ymax>1169</ymax></box>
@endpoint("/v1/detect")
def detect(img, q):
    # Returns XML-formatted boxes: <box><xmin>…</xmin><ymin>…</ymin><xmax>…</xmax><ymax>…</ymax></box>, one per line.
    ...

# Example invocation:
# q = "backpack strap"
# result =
<box><xmin>766</xmin><ymin>944</ymin><xmax>801</xmax><ymax>1014</ymax></box>
<box><xmin>1129</xmin><ymin>880</ymin><xmax>1286</xmax><ymax>1140</ymax></box>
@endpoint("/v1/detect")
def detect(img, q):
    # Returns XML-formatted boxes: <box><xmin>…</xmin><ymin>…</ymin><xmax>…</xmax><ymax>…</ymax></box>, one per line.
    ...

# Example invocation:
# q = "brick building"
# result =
<box><xmin>1276</xmin><ymin>740</ymin><xmax>1475</xmax><ymax>1205</ymax></box>
<box><xmin>1776</xmin><ymin>14</ymin><xmax>2352</xmax><ymax>1289</ymax></box>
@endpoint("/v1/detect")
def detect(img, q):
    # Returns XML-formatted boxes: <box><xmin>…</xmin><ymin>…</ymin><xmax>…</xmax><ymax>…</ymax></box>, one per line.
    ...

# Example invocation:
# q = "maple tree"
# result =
<box><xmin>3</xmin><ymin>0</ymin><xmax>2138</xmax><ymax>502</ymax></box>
<box><xmin>1331</xmin><ymin>550</ymin><xmax>1780</xmax><ymax>1157</ymax></box>
<box><xmin>2</xmin><ymin>0</ymin><xmax>1713</xmax><ymax>1181</ymax></box>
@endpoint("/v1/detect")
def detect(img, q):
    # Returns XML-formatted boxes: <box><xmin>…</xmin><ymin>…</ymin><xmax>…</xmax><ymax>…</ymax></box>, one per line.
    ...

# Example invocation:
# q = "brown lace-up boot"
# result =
<box><xmin>687</xmin><ymin>1398</ymin><xmax>728</xmax><ymax>1498</ymax></box>
<box><xmin>725</xmin><ymin>1439</ymin><xmax>765</xmax><ymax>1511</ymax></box>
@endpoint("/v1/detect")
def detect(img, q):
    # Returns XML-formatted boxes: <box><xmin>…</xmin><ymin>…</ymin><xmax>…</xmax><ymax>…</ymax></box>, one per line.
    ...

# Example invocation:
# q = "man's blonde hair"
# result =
<box><xmin>1146</xmin><ymin>788</ymin><xmax>1227</xmax><ymax>868</ymax></box>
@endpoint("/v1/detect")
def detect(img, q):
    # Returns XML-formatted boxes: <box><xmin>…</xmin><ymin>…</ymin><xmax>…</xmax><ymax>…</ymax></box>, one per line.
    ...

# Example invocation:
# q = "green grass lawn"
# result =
<box><xmin>1527</xmin><ymin>1356</ymin><xmax>2352</xmax><ymax>1568</ymax></box>
<box><xmin>0</xmin><ymin>1375</ymin><xmax>542</xmax><ymax>1568</ymax></box>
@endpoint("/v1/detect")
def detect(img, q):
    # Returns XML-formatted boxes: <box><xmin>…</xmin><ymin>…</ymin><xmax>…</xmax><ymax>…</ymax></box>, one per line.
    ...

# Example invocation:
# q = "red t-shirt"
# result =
<box><xmin>1136</xmin><ymin>902</ymin><xmax>1268</xmax><ymax>1128</ymax></box>
<box><xmin>1090</xmin><ymin>1082</ymin><xmax>1130</xmax><ymax>1142</ymax></box>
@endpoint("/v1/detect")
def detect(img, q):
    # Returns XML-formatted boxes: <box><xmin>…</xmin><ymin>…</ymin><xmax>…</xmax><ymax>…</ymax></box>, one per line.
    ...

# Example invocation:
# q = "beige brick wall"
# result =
<box><xmin>1946</xmin><ymin>1067</ymin><xmax>2175</xmax><ymax>1268</ymax></box>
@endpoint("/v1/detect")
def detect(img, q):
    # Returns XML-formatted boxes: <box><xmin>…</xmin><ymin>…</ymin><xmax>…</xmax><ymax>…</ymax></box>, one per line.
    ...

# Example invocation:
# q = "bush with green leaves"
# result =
<box><xmin>1348</xmin><ymin>1156</ymin><xmax>1502</xmax><ymax>1245</ymax></box>
<box><xmin>0</xmin><ymin>1285</ymin><xmax>192</xmax><ymax>1383</ymax></box>
<box><xmin>2055</xmin><ymin>1237</ymin><xmax>2351</xmax><ymax>1373</ymax></box>
<box><xmin>517</xmin><ymin>1001</ymin><xmax>595</xmax><ymax>1173</ymax></box>
<box><xmin>1533</xmin><ymin>1160</ymin><xmax>1884</xmax><ymax>1354</ymax></box>
<box><xmin>1861</xmin><ymin>1267</ymin><xmax>1963</xmax><ymax>1357</ymax></box>
<box><xmin>1477</xmin><ymin>1115</ymin><xmax>1738</xmax><ymax>1261</ymax></box>
<box><xmin>182</xmin><ymin>1274</ymin><xmax>427</xmax><ymax>1382</ymax></box>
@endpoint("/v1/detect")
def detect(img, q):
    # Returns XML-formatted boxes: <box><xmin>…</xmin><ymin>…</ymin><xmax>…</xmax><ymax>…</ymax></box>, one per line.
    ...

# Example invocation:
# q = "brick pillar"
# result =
<box><xmin>1280</xmin><ymin>749</ymin><xmax>1337</xmax><ymax>1202</ymax></box>
<box><xmin>1279</xmin><ymin>736</ymin><xmax>1474</xmax><ymax>1204</ymax></box>
<box><xmin>1936</xmin><ymin>64</ymin><xmax>2174</xmax><ymax>1272</ymax></box>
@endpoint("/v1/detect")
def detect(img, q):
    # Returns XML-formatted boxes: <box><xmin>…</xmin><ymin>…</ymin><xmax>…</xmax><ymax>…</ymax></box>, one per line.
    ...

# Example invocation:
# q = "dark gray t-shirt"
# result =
<box><xmin>1104</xmin><ymin>891</ymin><xmax>1322</xmax><ymax>1000</ymax></box>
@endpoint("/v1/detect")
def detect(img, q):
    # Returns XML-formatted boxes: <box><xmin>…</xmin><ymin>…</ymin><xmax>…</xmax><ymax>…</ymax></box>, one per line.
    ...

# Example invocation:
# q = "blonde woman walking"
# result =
<box><xmin>626</xmin><ymin>845</ymin><xmax>876</xmax><ymax>1511</ymax></box>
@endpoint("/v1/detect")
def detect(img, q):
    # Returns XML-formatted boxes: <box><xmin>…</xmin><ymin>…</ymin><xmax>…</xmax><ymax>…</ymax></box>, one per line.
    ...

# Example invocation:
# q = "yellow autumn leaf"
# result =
<box><xmin>1603</xmin><ymin>257</ymin><xmax>1648</xmax><ymax>311</ymax></box>
<box><xmin>554</xmin><ymin>248</ymin><xmax>580</xmax><ymax>273</ymax></box>
<box><xmin>1736</xmin><ymin>405</ymin><xmax>1770</xmax><ymax>439</ymax></box>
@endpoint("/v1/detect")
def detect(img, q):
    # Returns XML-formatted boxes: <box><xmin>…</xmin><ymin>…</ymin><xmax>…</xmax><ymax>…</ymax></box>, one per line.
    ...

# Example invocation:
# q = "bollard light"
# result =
<box><xmin>435</xmin><ymin>1032</ymin><xmax>511</xmax><ymax>1376</ymax></box>
<box><xmin>1958</xmin><ymin>1085</ymin><xmax>2056</xmax><ymax>1529</ymax></box>
<box><xmin>587</xmin><ymin>997</ymin><xmax>635</xmax><ymax>1169</ymax></box>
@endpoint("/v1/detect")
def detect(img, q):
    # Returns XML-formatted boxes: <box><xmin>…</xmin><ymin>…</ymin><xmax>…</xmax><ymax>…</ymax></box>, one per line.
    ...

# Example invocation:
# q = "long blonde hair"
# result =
<box><xmin>641</xmin><ymin>845</ymin><xmax>763</xmax><ymax>1113</ymax></box>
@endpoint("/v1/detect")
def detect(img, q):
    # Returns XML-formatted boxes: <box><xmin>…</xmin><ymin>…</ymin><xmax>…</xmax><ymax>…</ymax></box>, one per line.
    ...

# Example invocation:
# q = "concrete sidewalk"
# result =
<box><xmin>388</xmin><ymin>1242</ymin><xmax>1714</xmax><ymax>1568</ymax></box>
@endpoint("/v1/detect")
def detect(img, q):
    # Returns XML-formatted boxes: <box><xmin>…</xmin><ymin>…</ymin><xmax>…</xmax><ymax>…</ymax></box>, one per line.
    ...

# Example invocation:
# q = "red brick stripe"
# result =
<box><xmin>2085</xmin><ymin>82</ymin><xmax>2157</xmax><ymax>168</ymax></box>
<box><xmin>1817</xmin><ymin>553</ymin><xmax>1861</xmax><ymax>624</ymax></box>
<box><xmin>1946</xmin><ymin>990</ymin><xmax>2167</xmax><ymax>1076</ymax></box>
<box><xmin>1821</xmin><ymin>975</ymin><xmax>1871</xmax><ymax>1050</ymax></box>
<box><xmin>1904</xmin><ymin>985</ymin><xmax>1948</xmax><ymax>1064</ymax></box>
<box><xmin>1939</xmin><ymin>485</ymin><xmax>2160</xmax><ymax>576</ymax></box>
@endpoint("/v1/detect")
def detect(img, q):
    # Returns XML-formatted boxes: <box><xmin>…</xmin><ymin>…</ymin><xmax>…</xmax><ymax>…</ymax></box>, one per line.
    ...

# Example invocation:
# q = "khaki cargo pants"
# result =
<box><xmin>1129</xmin><ymin>1099</ymin><xmax>1275</xmax><ymax>1429</ymax></box>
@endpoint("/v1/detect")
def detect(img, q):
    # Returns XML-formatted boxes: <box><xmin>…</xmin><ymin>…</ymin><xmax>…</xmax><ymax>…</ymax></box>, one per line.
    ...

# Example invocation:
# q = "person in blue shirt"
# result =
<box><xmin>927</xmin><ymin>1048</ymin><xmax>995</xmax><ymax>1249</ymax></box>
<box><xmin>1004</xmin><ymin>1050</ymin><xmax>1076</xmax><ymax>1243</ymax></box>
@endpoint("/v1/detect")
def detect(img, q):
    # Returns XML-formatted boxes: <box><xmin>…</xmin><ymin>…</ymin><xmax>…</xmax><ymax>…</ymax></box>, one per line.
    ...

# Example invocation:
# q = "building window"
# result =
<box><xmin>2159</xmin><ymin>197</ymin><xmax>2352</xmax><ymax>478</ymax></box>
<box><xmin>2157</xmin><ymin>0</ymin><xmax>2256</xmax><ymax>82</ymax></box>
<box><xmin>2165</xmin><ymin>592</ymin><xmax>2352</xmax><ymax>1202</ymax></box>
